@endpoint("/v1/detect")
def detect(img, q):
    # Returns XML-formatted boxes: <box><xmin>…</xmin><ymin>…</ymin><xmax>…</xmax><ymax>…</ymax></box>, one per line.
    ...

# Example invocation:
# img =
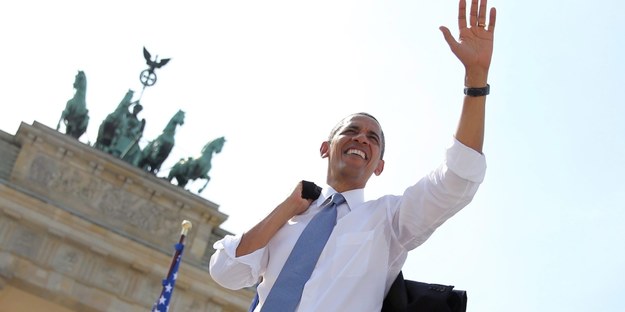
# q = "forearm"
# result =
<box><xmin>455</xmin><ymin>69</ymin><xmax>487</xmax><ymax>154</ymax></box>
<box><xmin>439</xmin><ymin>0</ymin><xmax>496</xmax><ymax>154</ymax></box>
<box><xmin>236</xmin><ymin>198</ymin><xmax>301</xmax><ymax>257</ymax></box>
<box><xmin>210</xmin><ymin>198</ymin><xmax>306</xmax><ymax>288</ymax></box>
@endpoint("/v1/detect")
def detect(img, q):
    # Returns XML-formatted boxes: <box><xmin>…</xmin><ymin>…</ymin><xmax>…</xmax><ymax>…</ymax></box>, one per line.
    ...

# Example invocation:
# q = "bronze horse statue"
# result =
<box><xmin>57</xmin><ymin>71</ymin><xmax>89</xmax><ymax>139</ymax></box>
<box><xmin>138</xmin><ymin>109</ymin><xmax>185</xmax><ymax>174</ymax></box>
<box><xmin>94</xmin><ymin>89</ymin><xmax>134</xmax><ymax>156</ymax></box>
<box><xmin>167</xmin><ymin>136</ymin><xmax>226</xmax><ymax>193</ymax></box>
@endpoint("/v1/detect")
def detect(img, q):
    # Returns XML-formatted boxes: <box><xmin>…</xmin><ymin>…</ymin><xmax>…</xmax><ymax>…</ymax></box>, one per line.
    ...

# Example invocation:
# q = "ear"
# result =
<box><xmin>374</xmin><ymin>159</ymin><xmax>385</xmax><ymax>176</ymax></box>
<box><xmin>319</xmin><ymin>141</ymin><xmax>330</xmax><ymax>158</ymax></box>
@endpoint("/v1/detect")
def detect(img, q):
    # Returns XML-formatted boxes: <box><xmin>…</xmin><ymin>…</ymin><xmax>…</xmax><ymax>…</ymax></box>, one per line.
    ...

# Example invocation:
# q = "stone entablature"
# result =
<box><xmin>11</xmin><ymin>121</ymin><xmax>227</xmax><ymax>265</ymax></box>
<box><xmin>0</xmin><ymin>121</ymin><xmax>252</xmax><ymax>311</ymax></box>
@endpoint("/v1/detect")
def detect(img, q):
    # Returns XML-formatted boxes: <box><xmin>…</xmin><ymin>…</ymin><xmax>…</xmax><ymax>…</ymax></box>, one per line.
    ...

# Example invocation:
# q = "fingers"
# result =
<box><xmin>458</xmin><ymin>0</ymin><xmax>467</xmax><ymax>30</ymax></box>
<box><xmin>478</xmin><ymin>0</ymin><xmax>488</xmax><ymax>27</ymax></box>
<box><xmin>447</xmin><ymin>1</ymin><xmax>497</xmax><ymax>41</ymax></box>
<box><xmin>469</xmin><ymin>0</ymin><xmax>478</xmax><ymax>28</ymax></box>
<box><xmin>487</xmin><ymin>7</ymin><xmax>497</xmax><ymax>32</ymax></box>
<box><xmin>462</xmin><ymin>0</ymin><xmax>492</xmax><ymax>29</ymax></box>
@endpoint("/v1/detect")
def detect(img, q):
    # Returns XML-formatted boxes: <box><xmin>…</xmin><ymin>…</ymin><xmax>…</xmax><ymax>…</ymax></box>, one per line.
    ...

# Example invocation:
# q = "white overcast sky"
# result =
<box><xmin>1</xmin><ymin>1</ymin><xmax>624</xmax><ymax>311</ymax></box>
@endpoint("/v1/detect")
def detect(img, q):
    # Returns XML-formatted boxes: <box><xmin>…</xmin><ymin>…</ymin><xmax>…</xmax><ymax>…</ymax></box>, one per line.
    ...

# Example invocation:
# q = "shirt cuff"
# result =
<box><xmin>446</xmin><ymin>138</ymin><xmax>487</xmax><ymax>183</ymax></box>
<box><xmin>213</xmin><ymin>234</ymin><xmax>267</xmax><ymax>269</ymax></box>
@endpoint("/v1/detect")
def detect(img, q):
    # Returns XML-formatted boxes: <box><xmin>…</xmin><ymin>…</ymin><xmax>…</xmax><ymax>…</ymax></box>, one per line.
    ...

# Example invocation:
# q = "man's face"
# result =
<box><xmin>321</xmin><ymin>114</ymin><xmax>385</xmax><ymax>190</ymax></box>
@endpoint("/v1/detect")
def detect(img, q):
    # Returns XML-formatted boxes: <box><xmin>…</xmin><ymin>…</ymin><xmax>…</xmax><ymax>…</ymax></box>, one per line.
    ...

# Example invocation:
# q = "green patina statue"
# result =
<box><xmin>52</xmin><ymin>49</ymin><xmax>227</xmax><ymax>194</ymax></box>
<box><xmin>138</xmin><ymin>109</ymin><xmax>185</xmax><ymax>173</ymax></box>
<box><xmin>167</xmin><ymin>136</ymin><xmax>226</xmax><ymax>193</ymax></box>
<box><xmin>94</xmin><ymin>89</ymin><xmax>145</xmax><ymax>159</ymax></box>
<box><xmin>57</xmin><ymin>71</ymin><xmax>89</xmax><ymax>139</ymax></box>
<box><xmin>120</xmin><ymin>102</ymin><xmax>146</xmax><ymax>165</ymax></box>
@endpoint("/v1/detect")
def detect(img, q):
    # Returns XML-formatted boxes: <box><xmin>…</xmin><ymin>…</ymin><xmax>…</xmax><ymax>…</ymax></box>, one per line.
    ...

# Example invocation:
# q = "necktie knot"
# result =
<box><xmin>329</xmin><ymin>193</ymin><xmax>345</xmax><ymax>207</ymax></box>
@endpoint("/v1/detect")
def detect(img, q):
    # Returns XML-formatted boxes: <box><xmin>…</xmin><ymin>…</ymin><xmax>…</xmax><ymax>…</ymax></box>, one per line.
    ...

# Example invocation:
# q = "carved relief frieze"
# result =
<box><xmin>98</xmin><ymin>188</ymin><xmax>182</xmax><ymax>239</ymax></box>
<box><xmin>28</xmin><ymin>154</ymin><xmax>60</xmax><ymax>188</ymax></box>
<box><xmin>28</xmin><ymin>154</ymin><xmax>102</xmax><ymax>203</ymax></box>
<box><xmin>97</xmin><ymin>188</ymin><xmax>163</xmax><ymax>234</ymax></box>
<box><xmin>24</xmin><ymin>153</ymin><xmax>200</xmax><ymax>246</ymax></box>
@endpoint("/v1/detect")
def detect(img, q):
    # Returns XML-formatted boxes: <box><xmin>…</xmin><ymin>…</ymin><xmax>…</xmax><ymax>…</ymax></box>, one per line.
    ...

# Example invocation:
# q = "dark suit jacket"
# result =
<box><xmin>381</xmin><ymin>271</ymin><xmax>467</xmax><ymax>312</ymax></box>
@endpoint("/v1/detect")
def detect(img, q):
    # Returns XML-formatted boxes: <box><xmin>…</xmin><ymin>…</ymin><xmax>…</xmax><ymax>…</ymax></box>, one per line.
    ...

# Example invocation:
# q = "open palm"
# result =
<box><xmin>440</xmin><ymin>0</ymin><xmax>497</xmax><ymax>72</ymax></box>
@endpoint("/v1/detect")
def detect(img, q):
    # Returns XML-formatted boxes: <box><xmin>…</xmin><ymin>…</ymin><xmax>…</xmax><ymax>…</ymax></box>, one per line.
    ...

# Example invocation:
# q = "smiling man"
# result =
<box><xmin>209</xmin><ymin>0</ymin><xmax>496</xmax><ymax>311</ymax></box>
<box><xmin>323</xmin><ymin>113</ymin><xmax>385</xmax><ymax>192</ymax></box>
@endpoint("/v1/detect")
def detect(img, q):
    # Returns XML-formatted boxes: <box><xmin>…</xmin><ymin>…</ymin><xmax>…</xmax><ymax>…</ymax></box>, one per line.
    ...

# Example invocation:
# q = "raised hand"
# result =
<box><xmin>440</xmin><ymin>0</ymin><xmax>497</xmax><ymax>85</ymax></box>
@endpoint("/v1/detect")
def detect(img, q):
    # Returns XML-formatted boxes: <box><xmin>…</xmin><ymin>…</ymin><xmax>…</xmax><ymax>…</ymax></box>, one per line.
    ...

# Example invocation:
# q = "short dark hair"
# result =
<box><xmin>328</xmin><ymin>112</ymin><xmax>386</xmax><ymax>159</ymax></box>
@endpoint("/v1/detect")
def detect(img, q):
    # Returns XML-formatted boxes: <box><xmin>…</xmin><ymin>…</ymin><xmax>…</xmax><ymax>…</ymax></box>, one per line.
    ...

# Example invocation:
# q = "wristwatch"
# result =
<box><xmin>464</xmin><ymin>84</ymin><xmax>490</xmax><ymax>97</ymax></box>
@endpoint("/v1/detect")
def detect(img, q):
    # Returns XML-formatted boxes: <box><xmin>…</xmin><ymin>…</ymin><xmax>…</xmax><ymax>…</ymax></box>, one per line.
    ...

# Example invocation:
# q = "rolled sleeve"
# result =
<box><xmin>446</xmin><ymin>138</ymin><xmax>487</xmax><ymax>183</ymax></box>
<box><xmin>394</xmin><ymin>138</ymin><xmax>487</xmax><ymax>250</ymax></box>
<box><xmin>209</xmin><ymin>234</ymin><xmax>267</xmax><ymax>290</ymax></box>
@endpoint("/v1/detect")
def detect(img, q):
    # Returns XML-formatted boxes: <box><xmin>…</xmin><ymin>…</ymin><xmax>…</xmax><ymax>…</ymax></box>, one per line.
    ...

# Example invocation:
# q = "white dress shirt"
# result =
<box><xmin>209</xmin><ymin>138</ymin><xmax>486</xmax><ymax>312</ymax></box>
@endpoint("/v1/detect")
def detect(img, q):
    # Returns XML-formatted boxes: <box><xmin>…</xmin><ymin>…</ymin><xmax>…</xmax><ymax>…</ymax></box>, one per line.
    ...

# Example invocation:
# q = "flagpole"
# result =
<box><xmin>165</xmin><ymin>220</ymin><xmax>192</xmax><ymax>279</ymax></box>
<box><xmin>152</xmin><ymin>220</ymin><xmax>192</xmax><ymax>312</ymax></box>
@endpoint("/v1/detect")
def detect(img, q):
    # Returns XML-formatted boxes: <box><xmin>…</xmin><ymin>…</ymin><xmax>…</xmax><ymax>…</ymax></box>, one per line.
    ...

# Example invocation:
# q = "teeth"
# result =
<box><xmin>347</xmin><ymin>149</ymin><xmax>366</xmax><ymax>159</ymax></box>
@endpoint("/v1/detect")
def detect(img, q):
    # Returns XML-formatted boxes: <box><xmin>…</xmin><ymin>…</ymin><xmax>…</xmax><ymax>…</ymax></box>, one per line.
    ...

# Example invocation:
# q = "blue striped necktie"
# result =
<box><xmin>257</xmin><ymin>193</ymin><xmax>345</xmax><ymax>312</ymax></box>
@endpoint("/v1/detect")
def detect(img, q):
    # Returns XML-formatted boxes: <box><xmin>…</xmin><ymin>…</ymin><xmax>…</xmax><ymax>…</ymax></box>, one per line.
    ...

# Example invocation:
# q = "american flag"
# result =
<box><xmin>152</xmin><ymin>242</ymin><xmax>184</xmax><ymax>312</ymax></box>
<box><xmin>152</xmin><ymin>219</ymin><xmax>192</xmax><ymax>312</ymax></box>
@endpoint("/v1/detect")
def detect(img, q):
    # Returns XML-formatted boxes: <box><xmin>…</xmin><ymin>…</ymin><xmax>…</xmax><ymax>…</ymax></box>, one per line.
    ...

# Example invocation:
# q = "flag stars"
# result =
<box><xmin>152</xmin><ymin>240</ymin><xmax>186</xmax><ymax>311</ymax></box>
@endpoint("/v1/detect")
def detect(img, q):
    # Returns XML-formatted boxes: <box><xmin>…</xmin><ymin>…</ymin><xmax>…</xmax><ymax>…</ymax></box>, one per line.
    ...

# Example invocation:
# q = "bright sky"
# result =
<box><xmin>1</xmin><ymin>1</ymin><xmax>624</xmax><ymax>311</ymax></box>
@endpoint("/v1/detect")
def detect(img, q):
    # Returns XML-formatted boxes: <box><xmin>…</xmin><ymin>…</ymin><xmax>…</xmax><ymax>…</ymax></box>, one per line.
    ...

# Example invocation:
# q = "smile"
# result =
<box><xmin>346</xmin><ymin>149</ymin><xmax>366</xmax><ymax>159</ymax></box>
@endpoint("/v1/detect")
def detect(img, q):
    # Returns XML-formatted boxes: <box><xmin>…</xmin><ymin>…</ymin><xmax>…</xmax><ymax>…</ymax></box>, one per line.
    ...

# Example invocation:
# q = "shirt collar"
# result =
<box><xmin>321</xmin><ymin>185</ymin><xmax>365</xmax><ymax>212</ymax></box>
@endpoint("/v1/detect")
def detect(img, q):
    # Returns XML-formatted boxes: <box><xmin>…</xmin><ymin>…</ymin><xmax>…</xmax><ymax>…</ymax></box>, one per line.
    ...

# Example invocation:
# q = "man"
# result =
<box><xmin>210</xmin><ymin>0</ymin><xmax>496</xmax><ymax>310</ymax></box>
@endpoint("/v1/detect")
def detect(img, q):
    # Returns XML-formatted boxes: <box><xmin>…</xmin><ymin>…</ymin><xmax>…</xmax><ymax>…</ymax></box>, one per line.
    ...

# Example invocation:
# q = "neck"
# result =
<box><xmin>327</xmin><ymin>179</ymin><xmax>366</xmax><ymax>193</ymax></box>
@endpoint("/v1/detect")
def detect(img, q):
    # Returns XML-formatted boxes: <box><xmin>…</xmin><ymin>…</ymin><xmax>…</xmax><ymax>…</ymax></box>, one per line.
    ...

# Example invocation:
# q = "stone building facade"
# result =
<box><xmin>0</xmin><ymin>121</ymin><xmax>253</xmax><ymax>311</ymax></box>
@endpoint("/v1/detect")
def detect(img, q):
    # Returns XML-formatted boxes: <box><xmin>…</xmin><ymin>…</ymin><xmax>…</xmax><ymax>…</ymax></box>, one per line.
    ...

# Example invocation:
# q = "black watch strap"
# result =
<box><xmin>464</xmin><ymin>84</ymin><xmax>490</xmax><ymax>97</ymax></box>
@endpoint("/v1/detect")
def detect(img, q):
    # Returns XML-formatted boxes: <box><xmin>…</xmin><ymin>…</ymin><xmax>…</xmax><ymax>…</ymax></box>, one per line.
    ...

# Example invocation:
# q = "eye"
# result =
<box><xmin>367</xmin><ymin>132</ymin><xmax>381</xmax><ymax>144</ymax></box>
<box><xmin>340</xmin><ymin>128</ymin><xmax>357</xmax><ymax>135</ymax></box>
